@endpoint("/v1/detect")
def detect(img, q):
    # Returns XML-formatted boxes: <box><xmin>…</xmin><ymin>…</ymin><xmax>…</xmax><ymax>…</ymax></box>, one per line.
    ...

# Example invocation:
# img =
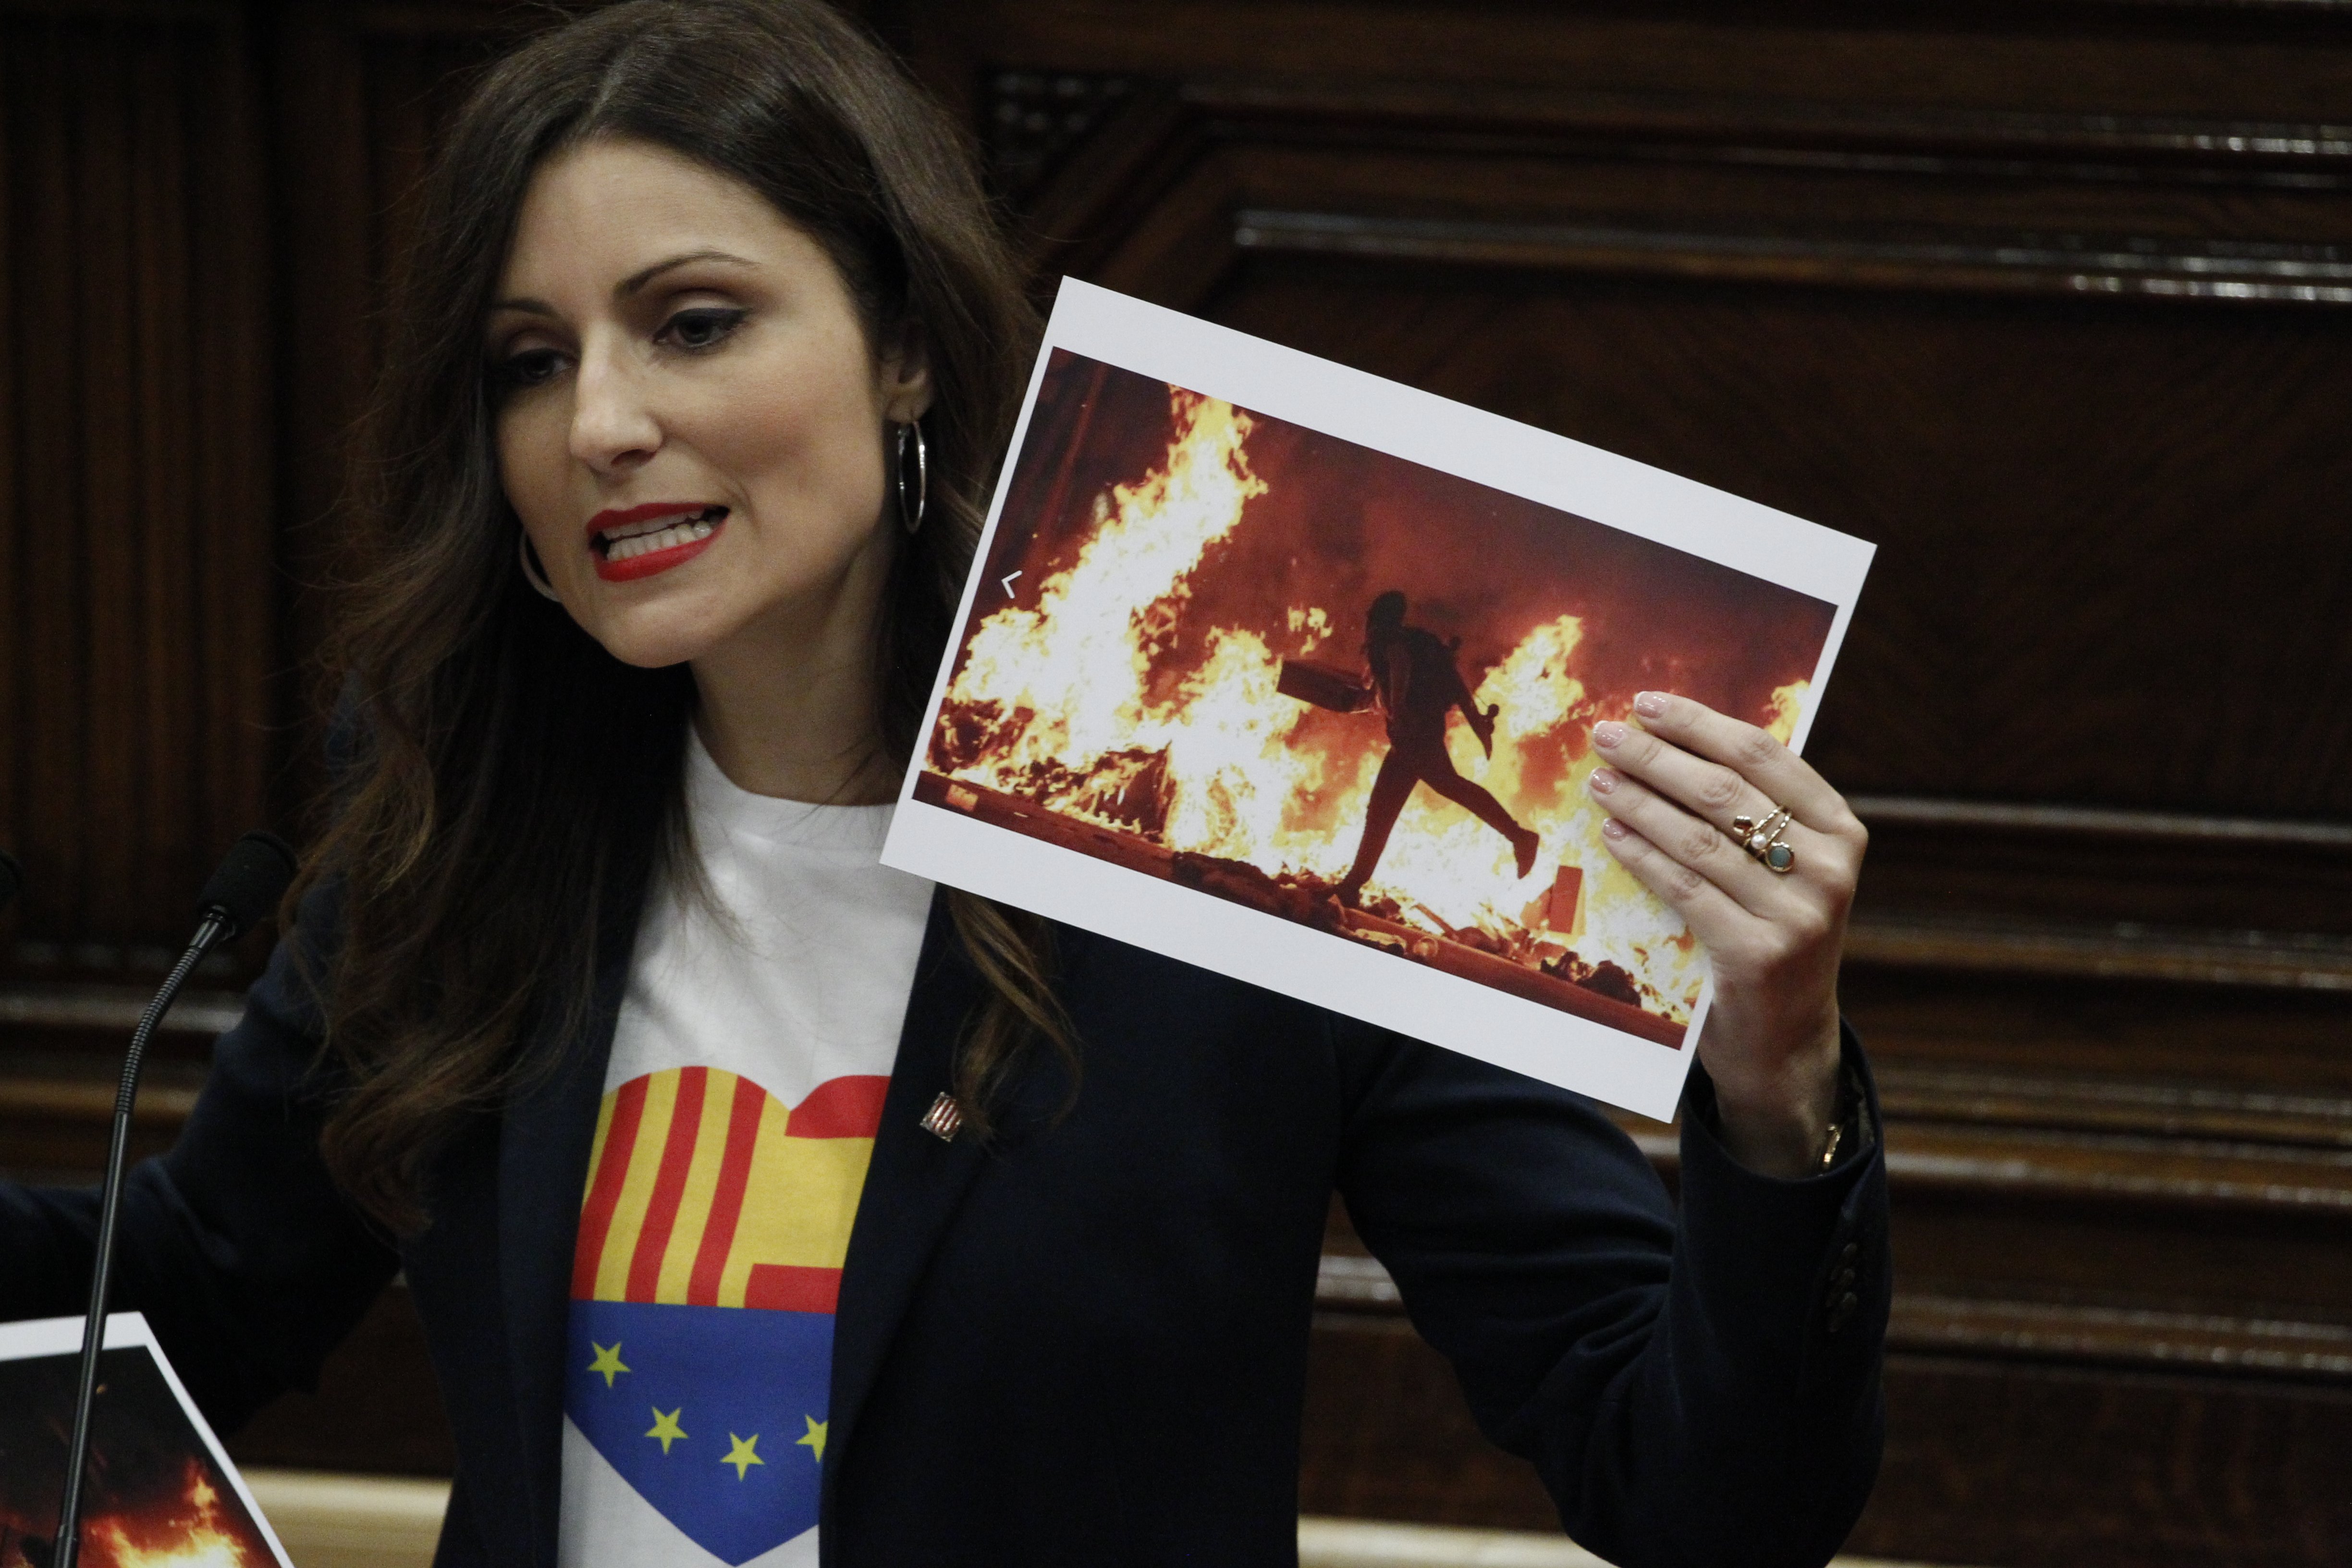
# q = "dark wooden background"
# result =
<box><xmin>5</xmin><ymin>2</ymin><xmax>2350</xmax><ymax>1564</ymax></box>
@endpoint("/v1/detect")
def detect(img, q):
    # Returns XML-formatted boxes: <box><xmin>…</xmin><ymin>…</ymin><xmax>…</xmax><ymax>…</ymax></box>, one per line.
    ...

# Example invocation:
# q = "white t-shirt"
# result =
<box><xmin>558</xmin><ymin>732</ymin><xmax>932</xmax><ymax>1568</ymax></box>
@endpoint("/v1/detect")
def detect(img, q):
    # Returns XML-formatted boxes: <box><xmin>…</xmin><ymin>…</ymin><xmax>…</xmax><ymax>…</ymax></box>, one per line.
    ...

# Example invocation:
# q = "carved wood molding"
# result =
<box><xmin>1884</xmin><ymin>1120</ymin><xmax>2352</xmax><ymax>1214</ymax></box>
<box><xmin>1316</xmin><ymin>1256</ymin><xmax>2352</xmax><ymax>1383</ymax></box>
<box><xmin>984</xmin><ymin>68</ymin><xmax>1138</xmax><ymax>201</ymax></box>
<box><xmin>0</xmin><ymin>1058</ymin><xmax>201</xmax><ymax>1128</ymax></box>
<box><xmin>1850</xmin><ymin>796</ymin><xmax>2352</xmax><ymax>848</ymax></box>
<box><xmin>1844</xmin><ymin>916</ymin><xmax>2352</xmax><ymax>991</ymax></box>
<box><xmin>0</xmin><ymin>1</ymin><xmax>244</xmax><ymax>20</ymax></box>
<box><xmin>1888</xmin><ymin>1291</ymin><xmax>2352</xmax><ymax>1381</ymax></box>
<box><xmin>0</xmin><ymin>982</ymin><xmax>245</xmax><ymax>1038</ymax></box>
<box><xmin>0</xmin><ymin>1051</ymin><xmax>206</xmax><ymax>1183</ymax></box>
<box><xmin>1179</xmin><ymin>76</ymin><xmax>2352</xmax><ymax>182</ymax></box>
<box><xmin>1996</xmin><ymin>0</ymin><xmax>2352</xmax><ymax>13</ymax></box>
<box><xmin>1872</xmin><ymin>1060</ymin><xmax>2352</xmax><ymax>1149</ymax></box>
<box><xmin>1843</xmin><ymin>796</ymin><xmax>2352</xmax><ymax>1000</ymax></box>
<box><xmin>999</xmin><ymin>70</ymin><xmax>2352</xmax><ymax>310</ymax></box>
<box><xmin>1231</xmin><ymin>209</ymin><xmax>2352</xmax><ymax>306</ymax></box>
<box><xmin>1610</xmin><ymin>1118</ymin><xmax>2352</xmax><ymax>1208</ymax></box>
<box><xmin>1314</xmin><ymin>975</ymin><xmax>2352</xmax><ymax>1407</ymax></box>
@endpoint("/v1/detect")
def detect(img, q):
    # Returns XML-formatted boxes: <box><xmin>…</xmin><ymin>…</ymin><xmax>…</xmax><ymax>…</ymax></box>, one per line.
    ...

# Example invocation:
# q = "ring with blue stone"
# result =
<box><xmin>1729</xmin><ymin>807</ymin><xmax>1798</xmax><ymax>874</ymax></box>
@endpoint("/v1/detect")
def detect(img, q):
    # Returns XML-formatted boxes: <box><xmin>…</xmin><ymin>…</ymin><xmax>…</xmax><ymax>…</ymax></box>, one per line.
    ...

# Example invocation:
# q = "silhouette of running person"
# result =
<box><xmin>1335</xmin><ymin>591</ymin><xmax>1540</xmax><ymax>907</ymax></box>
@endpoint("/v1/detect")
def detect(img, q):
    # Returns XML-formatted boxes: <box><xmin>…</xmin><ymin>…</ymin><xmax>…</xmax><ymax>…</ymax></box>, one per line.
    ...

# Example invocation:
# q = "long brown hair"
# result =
<box><xmin>302</xmin><ymin>0</ymin><xmax>1067</xmax><ymax>1232</ymax></box>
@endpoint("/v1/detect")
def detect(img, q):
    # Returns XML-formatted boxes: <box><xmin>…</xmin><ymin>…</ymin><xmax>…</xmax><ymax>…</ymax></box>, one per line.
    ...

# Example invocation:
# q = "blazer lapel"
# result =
<box><xmin>498</xmin><ymin>899</ymin><xmax>638</xmax><ymax>1566</ymax></box>
<box><xmin>823</xmin><ymin>887</ymin><xmax>989</xmax><ymax>1501</ymax></box>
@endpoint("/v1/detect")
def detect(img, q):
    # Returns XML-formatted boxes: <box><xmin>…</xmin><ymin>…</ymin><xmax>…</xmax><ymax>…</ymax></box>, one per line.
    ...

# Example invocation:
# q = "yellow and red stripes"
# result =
<box><xmin>571</xmin><ymin>1067</ymin><xmax>887</xmax><ymax>1312</ymax></box>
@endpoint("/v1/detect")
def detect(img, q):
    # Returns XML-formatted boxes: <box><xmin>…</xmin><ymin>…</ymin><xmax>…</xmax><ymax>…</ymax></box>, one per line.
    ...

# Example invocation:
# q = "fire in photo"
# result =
<box><xmin>0</xmin><ymin>1347</ymin><xmax>276</xmax><ymax>1568</ymax></box>
<box><xmin>922</xmin><ymin>351</ymin><xmax>1837</xmax><ymax>1045</ymax></box>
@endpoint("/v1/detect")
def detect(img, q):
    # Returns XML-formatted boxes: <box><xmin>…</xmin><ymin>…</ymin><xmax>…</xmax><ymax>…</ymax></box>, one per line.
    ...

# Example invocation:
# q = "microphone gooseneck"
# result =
<box><xmin>52</xmin><ymin>832</ymin><xmax>298</xmax><ymax>1568</ymax></box>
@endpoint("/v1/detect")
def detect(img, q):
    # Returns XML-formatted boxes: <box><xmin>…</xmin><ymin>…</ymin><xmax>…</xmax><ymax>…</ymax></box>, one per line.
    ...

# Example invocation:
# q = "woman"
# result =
<box><xmin>0</xmin><ymin>3</ymin><xmax>1887</xmax><ymax>1565</ymax></box>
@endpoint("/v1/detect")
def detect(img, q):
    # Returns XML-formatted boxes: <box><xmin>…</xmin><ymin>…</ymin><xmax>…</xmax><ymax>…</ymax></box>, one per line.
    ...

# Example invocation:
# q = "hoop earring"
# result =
<box><xmin>518</xmin><ymin>530</ymin><xmax>563</xmax><ymax>601</ymax></box>
<box><xmin>895</xmin><ymin>419</ymin><xmax>928</xmax><ymax>536</ymax></box>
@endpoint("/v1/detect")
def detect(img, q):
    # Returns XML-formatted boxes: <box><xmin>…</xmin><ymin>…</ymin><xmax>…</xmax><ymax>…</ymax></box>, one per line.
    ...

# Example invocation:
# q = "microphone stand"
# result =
<box><xmin>50</xmin><ymin>912</ymin><xmax>231</xmax><ymax>1568</ymax></box>
<box><xmin>51</xmin><ymin>829</ymin><xmax>293</xmax><ymax>1568</ymax></box>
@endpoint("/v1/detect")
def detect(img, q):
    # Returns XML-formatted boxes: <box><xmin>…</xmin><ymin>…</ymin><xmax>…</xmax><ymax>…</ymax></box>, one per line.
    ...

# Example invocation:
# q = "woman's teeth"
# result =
<box><xmin>601</xmin><ymin>514</ymin><xmax>719</xmax><ymax>560</ymax></box>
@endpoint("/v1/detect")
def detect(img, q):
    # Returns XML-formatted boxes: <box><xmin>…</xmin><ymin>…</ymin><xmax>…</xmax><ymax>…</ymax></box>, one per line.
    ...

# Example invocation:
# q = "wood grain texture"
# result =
<box><xmin>1854</xmin><ymin>1354</ymin><xmax>2352</xmax><ymax>1568</ymax></box>
<box><xmin>1302</xmin><ymin>1315</ymin><xmax>2352</xmax><ymax>1564</ymax></box>
<box><xmin>1</xmin><ymin>3</ymin><xmax>2350</xmax><ymax>1564</ymax></box>
<box><xmin>266</xmin><ymin>2</ymin><xmax>521</xmax><ymax>834</ymax></box>
<box><xmin>1</xmin><ymin>7</ymin><xmax>275</xmax><ymax>987</ymax></box>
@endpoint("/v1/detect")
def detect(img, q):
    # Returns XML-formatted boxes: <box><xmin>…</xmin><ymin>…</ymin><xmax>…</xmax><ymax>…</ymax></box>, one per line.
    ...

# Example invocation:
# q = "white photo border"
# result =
<box><xmin>883</xmin><ymin>279</ymin><xmax>1875</xmax><ymax>1121</ymax></box>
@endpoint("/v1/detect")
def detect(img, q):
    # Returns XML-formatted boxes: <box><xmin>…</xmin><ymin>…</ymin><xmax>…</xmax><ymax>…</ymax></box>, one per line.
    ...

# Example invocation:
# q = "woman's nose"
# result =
<box><xmin>568</xmin><ymin>340</ymin><xmax>662</xmax><ymax>473</ymax></box>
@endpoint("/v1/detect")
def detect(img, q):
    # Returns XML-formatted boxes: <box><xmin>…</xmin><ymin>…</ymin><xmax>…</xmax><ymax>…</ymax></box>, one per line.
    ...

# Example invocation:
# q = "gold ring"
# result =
<box><xmin>1729</xmin><ymin>806</ymin><xmax>1798</xmax><ymax>874</ymax></box>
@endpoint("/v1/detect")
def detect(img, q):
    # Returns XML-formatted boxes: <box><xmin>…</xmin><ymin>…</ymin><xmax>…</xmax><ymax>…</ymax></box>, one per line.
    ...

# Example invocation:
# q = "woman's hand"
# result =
<box><xmin>1584</xmin><ymin>690</ymin><xmax>1867</xmax><ymax>1178</ymax></box>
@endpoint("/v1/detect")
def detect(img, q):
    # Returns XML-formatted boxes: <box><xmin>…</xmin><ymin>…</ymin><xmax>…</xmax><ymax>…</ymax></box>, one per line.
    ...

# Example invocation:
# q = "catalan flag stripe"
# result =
<box><xmin>688</xmin><ymin>1074</ymin><xmax>768</xmax><ymax>1307</ymax></box>
<box><xmin>626</xmin><ymin>1065</ymin><xmax>708</xmax><ymax>1302</ymax></box>
<box><xmin>654</xmin><ymin>1073</ymin><xmax>738</xmax><ymax>1305</ymax></box>
<box><xmin>571</xmin><ymin>1075</ymin><xmax>646</xmax><ymax>1301</ymax></box>
<box><xmin>593</xmin><ymin>1070</ymin><xmax>679</xmax><ymax>1302</ymax></box>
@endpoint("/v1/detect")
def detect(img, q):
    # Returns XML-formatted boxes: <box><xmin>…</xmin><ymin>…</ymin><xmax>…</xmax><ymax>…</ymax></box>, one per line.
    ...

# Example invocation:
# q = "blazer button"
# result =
<box><xmin>1841</xmin><ymin>1242</ymin><xmax>1859</xmax><ymax>1265</ymax></box>
<box><xmin>1825</xmin><ymin>1267</ymin><xmax>1856</xmax><ymax>1309</ymax></box>
<box><xmin>1827</xmin><ymin>1291</ymin><xmax>1859</xmax><ymax>1334</ymax></box>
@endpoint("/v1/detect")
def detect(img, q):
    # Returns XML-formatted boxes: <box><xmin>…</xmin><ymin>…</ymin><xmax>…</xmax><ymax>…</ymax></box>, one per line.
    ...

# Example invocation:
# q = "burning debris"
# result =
<box><xmin>926</xmin><ymin>356</ymin><xmax>1828</xmax><ymax>1035</ymax></box>
<box><xmin>1164</xmin><ymin>847</ymin><xmax>1659</xmax><ymax>1017</ymax></box>
<box><xmin>1168</xmin><ymin>852</ymin><xmax>1345</xmax><ymax>932</ymax></box>
<box><xmin>1542</xmin><ymin>952</ymin><xmax>1644</xmax><ymax>1008</ymax></box>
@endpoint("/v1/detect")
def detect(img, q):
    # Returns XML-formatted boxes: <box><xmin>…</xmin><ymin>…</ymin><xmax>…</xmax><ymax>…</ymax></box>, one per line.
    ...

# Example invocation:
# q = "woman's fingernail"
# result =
<box><xmin>1588</xmin><ymin>767</ymin><xmax>1618</xmax><ymax>794</ymax></box>
<box><xmin>1601</xmin><ymin>817</ymin><xmax>1630</xmax><ymax>839</ymax></box>
<box><xmin>1593</xmin><ymin>721</ymin><xmax>1627</xmax><ymax>749</ymax></box>
<box><xmin>1633</xmin><ymin>691</ymin><xmax>1668</xmax><ymax>719</ymax></box>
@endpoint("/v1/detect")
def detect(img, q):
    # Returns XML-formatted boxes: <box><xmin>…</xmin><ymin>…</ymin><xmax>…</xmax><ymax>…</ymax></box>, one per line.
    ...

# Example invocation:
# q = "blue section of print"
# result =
<box><xmin>566</xmin><ymin>1299</ymin><xmax>833</xmax><ymax>1565</ymax></box>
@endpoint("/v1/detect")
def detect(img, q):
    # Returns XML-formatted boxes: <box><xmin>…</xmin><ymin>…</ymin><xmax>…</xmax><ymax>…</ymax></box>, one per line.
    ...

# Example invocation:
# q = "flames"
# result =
<box><xmin>1765</xmin><ymin>680</ymin><xmax>1809</xmax><ymax>744</ymax></box>
<box><xmin>25</xmin><ymin>1465</ymin><xmax>270</xmax><ymax>1568</ymax></box>
<box><xmin>933</xmin><ymin>387</ymin><xmax>1789</xmax><ymax>1026</ymax></box>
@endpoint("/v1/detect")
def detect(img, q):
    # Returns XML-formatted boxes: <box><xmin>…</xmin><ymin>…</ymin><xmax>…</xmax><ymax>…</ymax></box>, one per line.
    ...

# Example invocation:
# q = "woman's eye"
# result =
<box><xmin>492</xmin><ymin>348</ymin><xmax>565</xmax><ymax>391</ymax></box>
<box><xmin>662</xmin><ymin>307</ymin><xmax>748</xmax><ymax>352</ymax></box>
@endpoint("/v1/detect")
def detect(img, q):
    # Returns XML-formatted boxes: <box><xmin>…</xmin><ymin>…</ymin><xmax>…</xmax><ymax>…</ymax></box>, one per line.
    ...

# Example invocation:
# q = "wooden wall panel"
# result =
<box><xmin>1</xmin><ymin>3</ymin><xmax>273</xmax><ymax>991</ymax></box>
<box><xmin>1302</xmin><ymin>1318</ymin><xmax>2352</xmax><ymax>1565</ymax></box>
<box><xmin>5</xmin><ymin>3</ymin><xmax>2352</xmax><ymax>1566</ymax></box>
<box><xmin>268</xmin><ymin>4</ymin><xmax>526</xmax><ymax>825</ymax></box>
<box><xmin>0</xmin><ymin>2</ymin><xmax>521</xmax><ymax>1058</ymax></box>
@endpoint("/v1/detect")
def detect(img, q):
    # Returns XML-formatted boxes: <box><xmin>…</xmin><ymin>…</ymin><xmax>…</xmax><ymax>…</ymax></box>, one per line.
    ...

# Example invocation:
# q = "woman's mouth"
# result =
<box><xmin>590</xmin><ymin>504</ymin><xmax>727</xmax><ymax>582</ymax></box>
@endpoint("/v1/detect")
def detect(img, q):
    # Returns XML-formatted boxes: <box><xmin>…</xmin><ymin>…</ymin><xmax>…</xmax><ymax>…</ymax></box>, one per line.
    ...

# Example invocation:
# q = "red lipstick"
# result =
<box><xmin>586</xmin><ymin>502</ymin><xmax>727</xmax><ymax>583</ymax></box>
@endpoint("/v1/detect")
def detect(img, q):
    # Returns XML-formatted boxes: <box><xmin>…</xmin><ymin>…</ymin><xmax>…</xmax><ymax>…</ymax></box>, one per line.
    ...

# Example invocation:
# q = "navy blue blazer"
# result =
<box><xmin>2</xmin><ymin>875</ymin><xmax>1888</xmax><ymax>1568</ymax></box>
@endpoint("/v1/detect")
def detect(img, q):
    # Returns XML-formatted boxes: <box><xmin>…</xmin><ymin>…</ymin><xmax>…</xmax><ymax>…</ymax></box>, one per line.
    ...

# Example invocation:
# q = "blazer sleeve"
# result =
<box><xmin>1333</xmin><ymin>1016</ymin><xmax>1888</xmax><ymax>1568</ymax></box>
<box><xmin>0</xmin><ymin>876</ymin><xmax>403</xmax><ymax>1430</ymax></box>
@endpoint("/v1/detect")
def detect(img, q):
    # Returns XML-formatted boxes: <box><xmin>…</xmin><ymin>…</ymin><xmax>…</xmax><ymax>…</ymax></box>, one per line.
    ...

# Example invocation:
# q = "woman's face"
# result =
<box><xmin>486</xmin><ymin>137</ymin><xmax>929</xmax><ymax>671</ymax></box>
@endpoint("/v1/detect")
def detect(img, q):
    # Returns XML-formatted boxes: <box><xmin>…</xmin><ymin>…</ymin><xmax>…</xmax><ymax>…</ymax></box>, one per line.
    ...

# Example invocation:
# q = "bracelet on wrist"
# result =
<box><xmin>1813</xmin><ymin>1055</ymin><xmax>1870</xmax><ymax>1172</ymax></box>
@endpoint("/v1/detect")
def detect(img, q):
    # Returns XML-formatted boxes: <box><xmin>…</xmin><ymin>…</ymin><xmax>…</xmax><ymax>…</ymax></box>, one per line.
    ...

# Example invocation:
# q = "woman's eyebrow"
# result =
<box><xmin>485</xmin><ymin>252</ymin><xmax>760</xmax><ymax>318</ymax></box>
<box><xmin>616</xmin><ymin>248</ymin><xmax>759</xmax><ymax>297</ymax></box>
<box><xmin>486</xmin><ymin>294</ymin><xmax>558</xmax><ymax>318</ymax></box>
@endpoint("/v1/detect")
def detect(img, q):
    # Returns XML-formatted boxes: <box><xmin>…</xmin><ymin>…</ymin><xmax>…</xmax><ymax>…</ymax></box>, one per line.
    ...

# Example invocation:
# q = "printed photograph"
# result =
<box><xmin>916</xmin><ymin>349</ymin><xmax>1839</xmax><ymax>1049</ymax></box>
<box><xmin>0</xmin><ymin>1330</ymin><xmax>281</xmax><ymax>1568</ymax></box>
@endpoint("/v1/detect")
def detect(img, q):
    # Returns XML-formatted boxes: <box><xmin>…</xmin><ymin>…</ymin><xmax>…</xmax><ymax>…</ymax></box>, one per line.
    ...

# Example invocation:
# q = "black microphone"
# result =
<box><xmin>0</xmin><ymin>848</ymin><xmax>21</xmax><ymax>910</ymax></box>
<box><xmin>53</xmin><ymin>832</ymin><xmax>298</xmax><ymax>1568</ymax></box>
